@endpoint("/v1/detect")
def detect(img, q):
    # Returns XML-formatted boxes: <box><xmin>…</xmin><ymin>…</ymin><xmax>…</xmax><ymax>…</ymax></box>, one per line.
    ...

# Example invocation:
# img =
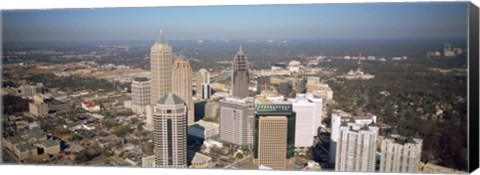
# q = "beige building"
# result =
<box><xmin>154</xmin><ymin>93</ymin><xmax>188</xmax><ymax>168</ymax></box>
<box><xmin>231</xmin><ymin>46</ymin><xmax>250</xmax><ymax>98</ymax></box>
<box><xmin>150</xmin><ymin>31</ymin><xmax>173</xmax><ymax>104</ymax></box>
<box><xmin>171</xmin><ymin>59</ymin><xmax>195</xmax><ymax>124</ymax></box>
<box><xmin>188</xmin><ymin>150</ymin><xmax>215</xmax><ymax>168</ymax></box>
<box><xmin>380</xmin><ymin>129</ymin><xmax>422</xmax><ymax>173</ymax></box>
<box><xmin>131</xmin><ymin>77</ymin><xmax>150</xmax><ymax>114</ymax></box>
<box><xmin>196</xmin><ymin>68</ymin><xmax>210</xmax><ymax>98</ymax></box>
<box><xmin>256</xmin><ymin>116</ymin><xmax>288</xmax><ymax>169</ymax></box>
<box><xmin>3</xmin><ymin>128</ymin><xmax>60</xmax><ymax>162</ymax></box>
<box><xmin>29</xmin><ymin>102</ymin><xmax>48</xmax><ymax>117</ymax></box>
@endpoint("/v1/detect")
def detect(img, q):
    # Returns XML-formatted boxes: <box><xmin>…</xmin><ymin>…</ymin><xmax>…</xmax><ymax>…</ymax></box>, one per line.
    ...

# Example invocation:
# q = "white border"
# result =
<box><xmin>0</xmin><ymin>0</ymin><xmax>479</xmax><ymax>175</ymax></box>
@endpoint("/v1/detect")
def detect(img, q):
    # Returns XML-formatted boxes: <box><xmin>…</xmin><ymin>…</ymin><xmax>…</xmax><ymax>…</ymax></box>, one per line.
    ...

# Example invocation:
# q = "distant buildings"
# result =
<box><xmin>278</xmin><ymin>81</ymin><xmax>293</xmax><ymax>97</ymax></box>
<box><xmin>196</xmin><ymin>69</ymin><xmax>210</xmax><ymax>98</ymax></box>
<box><xmin>2</xmin><ymin>128</ymin><xmax>60</xmax><ymax>162</ymax></box>
<box><xmin>81</xmin><ymin>101</ymin><xmax>100</xmax><ymax>112</ymax></box>
<box><xmin>154</xmin><ymin>93</ymin><xmax>188</xmax><ymax>168</ymax></box>
<box><xmin>18</xmin><ymin>83</ymin><xmax>44</xmax><ymax>98</ymax></box>
<box><xmin>256</xmin><ymin>75</ymin><xmax>271</xmax><ymax>95</ymax></box>
<box><xmin>219</xmin><ymin>97</ymin><xmax>255</xmax><ymax>146</ymax></box>
<box><xmin>334</xmin><ymin>116</ymin><xmax>378</xmax><ymax>172</ymax></box>
<box><xmin>131</xmin><ymin>77</ymin><xmax>150</xmax><ymax>114</ymax></box>
<box><xmin>150</xmin><ymin>31</ymin><xmax>173</xmax><ymax>104</ymax></box>
<box><xmin>188</xmin><ymin>120</ymin><xmax>219</xmax><ymax>140</ymax></box>
<box><xmin>29</xmin><ymin>102</ymin><xmax>48</xmax><ymax>117</ymax></box>
<box><xmin>171</xmin><ymin>59</ymin><xmax>195</xmax><ymax>124</ymax></box>
<box><xmin>289</xmin><ymin>93</ymin><xmax>323</xmax><ymax>154</ymax></box>
<box><xmin>231</xmin><ymin>46</ymin><xmax>250</xmax><ymax>98</ymax></box>
<box><xmin>305</xmin><ymin>77</ymin><xmax>333</xmax><ymax>101</ymax></box>
<box><xmin>380</xmin><ymin>129</ymin><xmax>422</xmax><ymax>173</ymax></box>
<box><xmin>337</xmin><ymin>59</ymin><xmax>374</xmax><ymax>80</ymax></box>
<box><xmin>253</xmin><ymin>97</ymin><xmax>296</xmax><ymax>170</ymax></box>
<box><xmin>288</xmin><ymin>60</ymin><xmax>301</xmax><ymax>74</ymax></box>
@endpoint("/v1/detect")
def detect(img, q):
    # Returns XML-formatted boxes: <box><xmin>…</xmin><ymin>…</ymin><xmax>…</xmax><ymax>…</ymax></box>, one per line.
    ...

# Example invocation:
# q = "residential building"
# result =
<box><xmin>335</xmin><ymin>117</ymin><xmax>378</xmax><ymax>172</ymax></box>
<box><xmin>231</xmin><ymin>46</ymin><xmax>250</xmax><ymax>98</ymax></box>
<box><xmin>380</xmin><ymin>129</ymin><xmax>422</xmax><ymax>173</ymax></box>
<box><xmin>131</xmin><ymin>77</ymin><xmax>150</xmax><ymax>114</ymax></box>
<box><xmin>29</xmin><ymin>102</ymin><xmax>48</xmax><ymax>117</ymax></box>
<box><xmin>150</xmin><ymin>31</ymin><xmax>173</xmax><ymax>104</ymax></box>
<box><xmin>154</xmin><ymin>93</ymin><xmax>188</xmax><ymax>168</ymax></box>
<box><xmin>219</xmin><ymin>97</ymin><xmax>255</xmax><ymax>146</ymax></box>
<box><xmin>171</xmin><ymin>59</ymin><xmax>195</xmax><ymax>124</ymax></box>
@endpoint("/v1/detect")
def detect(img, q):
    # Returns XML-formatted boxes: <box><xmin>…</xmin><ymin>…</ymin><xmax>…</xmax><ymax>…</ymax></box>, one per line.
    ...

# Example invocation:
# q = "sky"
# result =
<box><xmin>1</xmin><ymin>2</ymin><xmax>469</xmax><ymax>42</ymax></box>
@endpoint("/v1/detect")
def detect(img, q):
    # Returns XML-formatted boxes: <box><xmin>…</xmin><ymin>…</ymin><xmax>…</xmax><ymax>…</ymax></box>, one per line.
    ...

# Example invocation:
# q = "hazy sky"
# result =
<box><xmin>2</xmin><ymin>2</ymin><xmax>469</xmax><ymax>42</ymax></box>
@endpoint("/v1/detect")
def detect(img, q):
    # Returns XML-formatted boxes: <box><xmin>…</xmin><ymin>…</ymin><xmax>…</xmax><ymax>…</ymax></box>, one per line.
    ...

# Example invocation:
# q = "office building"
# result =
<box><xmin>231</xmin><ymin>46</ymin><xmax>250</xmax><ymax>98</ymax></box>
<box><xmin>219</xmin><ymin>97</ymin><xmax>255</xmax><ymax>146</ymax></box>
<box><xmin>154</xmin><ymin>93</ymin><xmax>188</xmax><ymax>168</ymax></box>
<box><xmin>131</xmin><ymin>77</ymin><xmax>150</xmax><ymax>114</ymax></box>
<box><xmin>201</xmin><ymin>83</ymin><xmax>211</xmax><ymax>100</ymax></box>
<box><xmin>204</xmin><ymin>101</ymin><xmax>219</xmax><ymax>121</ymax></box>
<box><xmin>196</xmin><ymin>68</ymin><xmax>210</xmax><ymax>98</ymax></box>
<box><xmin>335</xmin><ymin>117</ymin><xmax>378</xmax><ymax>172</ymax></box>
<box><xmin>253</xmin><ymin>97</ymin><xmax>296</xmax><ymax>170</ymax></box>
<box><xmin>171</xmin><ymin>59</ymin><xmax>195</xmax><ymax>124</ymax></box>
<box><xmin>380</xmin><ymin>129</ymin><xmax>422</xmax><ymax>173</ymax></box>
<box><xmin>29</xmin><ymin>102</ymin><xmax>48</xmax><ymax>117</ymax></box>
<box><xmin>288</xmin><ymin>93</ymin><xmax>323</xmax><ymax>154</ymax></box>
<box><xmin>278</xmin><ymin>81</ymin><xmax>293</xmax><ymax>97</ymax></box>
<box><xmin>150</xmin><ymin>31</ymin><xmax>173</xmax><ymax>104</ymax></box>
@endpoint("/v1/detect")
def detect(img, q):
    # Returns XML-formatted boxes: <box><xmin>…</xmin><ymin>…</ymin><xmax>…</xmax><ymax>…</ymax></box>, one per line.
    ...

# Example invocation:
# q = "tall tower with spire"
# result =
<box><xmin>171</xmin><ymin>58</ymin><xmax>195</xmax><ymax>124</ymax></box>
<box><xmin>231</xmin><ymin>46</ymin><xmax>250</xmax><ymax>98</ymax></box>
<box><xmin>150</xmin><ymin>31</ymin><xmax>173</xmax><ymax>104</ymax></box>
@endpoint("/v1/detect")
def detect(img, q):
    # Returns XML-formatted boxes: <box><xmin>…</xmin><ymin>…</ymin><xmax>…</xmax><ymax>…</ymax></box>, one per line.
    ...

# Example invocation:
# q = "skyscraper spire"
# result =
<box><xmin>237</xmin><ymin>45</ymin><xmax>244</xmax><ymax>55</ymax></box>
<box><xmin>155</xmin><ymin>30</ymin><xmax>168</xmax><ymax>45</ymax></box>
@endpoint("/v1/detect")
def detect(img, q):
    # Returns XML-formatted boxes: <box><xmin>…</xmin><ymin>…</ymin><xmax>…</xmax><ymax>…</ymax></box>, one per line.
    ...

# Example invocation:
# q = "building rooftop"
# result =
<box><xmin>133</xmin><ymin>77</ymin><xmax>149</xmax><ymax>82</ymax></box>
<box><xmin>154</xmin><ymin>30</ymin><xmax>168</xmax><ymax>45</ymax></box>
<box><xmin>157</xmin><ymin>93</ymin><xmax>185</xmax><ymax>105</ymax></box>
<box><xmin>189</xmin><ymin>120</ymin><xmax>219</xmax><ymax>130</ymax></box>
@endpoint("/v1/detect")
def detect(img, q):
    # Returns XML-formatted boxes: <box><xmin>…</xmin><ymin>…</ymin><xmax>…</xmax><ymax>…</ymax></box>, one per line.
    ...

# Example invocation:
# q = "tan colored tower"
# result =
<box><xmin>150</xmin><ymin>31</ymin><xmax>173</xmax><ymax>104</ymax></box>
<box><xmin>256</xmin><ymin>116</ymin><xmax>288</xmax><ymax>169</ymax></box>
<box><xmin>171</xmin><ymin>59</ymin><xmax>195</xmax><ymax>124</ymax></box>
<box><xmin>231</xmin><ymin>46</ymin><xmax>250</xmax><ymax>98</ymax></box>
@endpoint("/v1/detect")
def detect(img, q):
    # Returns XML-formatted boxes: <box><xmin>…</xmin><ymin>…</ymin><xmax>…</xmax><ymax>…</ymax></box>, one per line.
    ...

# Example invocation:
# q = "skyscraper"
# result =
<box><xmin>219</xmin><ymin>97</ymin><xmax>255</xmax><ymax>146</ymax></box>
<box><xmin>196</xmin><ymin>68</ymin><xmax>210</xmax><ymax>98</ymax></box>
<box><xmin>154</xmin><ymin>93</ymin><xmax>188</xmax><ymax>168</ymax></box>
<box><xmin>335</xmin><ymin>118</ymin><xmax>378</xmax><ymax>172</ymax></box>
<box><xmin>231</xmin><ymin>46</ymin><xmax>250</xmax><ymax>98</ymax></box>
<box><xmin>253</xmin><ymin>99</ymin><xmax>296</xmax><ymax>170</ymax></box>
<box><xmin>201</xmin><ymin>83</ymin><xmax>211</xmax><ymax>100</ymax></box>
<box><xmin>131</xmin><ymin>77</ymin><xmax>150</xmax><ymax>114</ymax></box>
<box><xmin>256</xmin><ymin>75</ymin><xmax>270</xmax><ymax>95</ymax></box>
<box><xmin>380</xmin><ymin>129</ymin><xmax>422</xmax><ymax>173</ymax></box>
<box><xmin>150</xmin><ymin>31</ymin><xmax>173</xmax><ymax>104</ymax></box>
<box><xmin>171</xmin><ymin>59</ymin><xmax>195</xmax><ymax>124</ymax></box>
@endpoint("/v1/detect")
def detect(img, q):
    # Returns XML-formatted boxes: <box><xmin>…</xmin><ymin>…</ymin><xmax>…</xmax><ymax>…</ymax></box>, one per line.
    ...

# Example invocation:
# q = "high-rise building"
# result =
<box><xmin>288</xmin><ymin>93</ymin><xmax>323</xmax><ymax>154</ymax></box>
<box><xmin>335</xmin><ymin>117</ymin><xmax>378</xmax><ymax>172</ymax></box>
<box><xmin>150</xmin><ymin>31</ymin><xmax>173</xmax><ymax>104</ymax></box>
<box><xmin>171</xmin><ymin>59</ymin><xmax>195</xmax><ymax>124</ymax></box>
<box><xmin>196</xmin><ymin>69</ymin><xmax>210</xmax><ymax>98</ymax></box>
<box><xmin>131</xmin><ymin>77</ymin><xmax>150</xmax><ymax>114</ymax></box>
<box><xmin>253</xmin><ymin>98</ymin><xmax>296</xmax><ymax>170</ymax></box>
<box><xmin>256</xmin><ymin>76</ymin><xmax>270</xmax><ymax>95</ymax></box>
<box><xmin>154</xmin><ymin>93</ymin><xmax>188</xmax><ymax>168</ymax></box>
<box><xmin>296</xmin><ymin>76</ymin><xmax>307</xmax><ymax>94</ymax></box>
<box><xmin>231</xmin><ymin>46</ymin><xmax>250</xmax><ymax>98</ymax></box>
<box><xmin>201</xmin><ymin>83</ymin><xmax>211</xmax><ymax>100</ymax></box>
<box><xmin>204</xmin><ymin>100</ymin><xmax>219</xmax><ymax>121</ymax></box>
<box><xmin>380</xmin><ymin>129</ymin><xmax>422</xmax><ymax>173</ymax></box>
<box><xmin>219</xmin><ymin>97</ymin><xmax>255</xmax><ymax>146</ymax></box>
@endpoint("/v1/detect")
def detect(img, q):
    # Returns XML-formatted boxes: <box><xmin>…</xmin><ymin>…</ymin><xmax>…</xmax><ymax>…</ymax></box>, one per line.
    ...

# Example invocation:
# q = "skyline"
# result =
<box><xmin>2</xmin><ymin>2</ymin><xmax>469</xmax><ymax>42</ymax></box>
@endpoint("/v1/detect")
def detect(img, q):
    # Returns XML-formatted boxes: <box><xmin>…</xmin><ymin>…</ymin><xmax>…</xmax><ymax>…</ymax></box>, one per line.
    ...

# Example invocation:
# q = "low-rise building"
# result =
<box><xmin>81</xmin><ymin>101</ymin><xmax>101</xmax><ymax>112</ymax></box>
<box><xmin>188</xmin><ymin>120</ymin><xmax>219</xmax><ymax>139</ymax></box>
<box><xmin>188</xmin><ymin>150</ymin><xmax>215</xmax><ymax>168</ymax></box>
<box><xmin>29</xmin><ymin>102</ymin><xmax>48</xmax><ymax>117</ymax></box>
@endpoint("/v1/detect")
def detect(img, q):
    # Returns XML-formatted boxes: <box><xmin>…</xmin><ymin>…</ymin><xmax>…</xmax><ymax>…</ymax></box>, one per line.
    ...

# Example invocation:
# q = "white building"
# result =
<box><xmin>335</xmin><ymin>117</ymin><xmax>378</xmax><ymax>172</ymax></box>
<box><xmin>380</xmin><ymin>129</ymin><xmax>422</xmax><ymax>173</ymax></box>
<box><xmin>219</xmin><ymin>97</ymin><xmax>255</xmax><ymax>146</ymax></box>
<box><xmin>288</xmin><ymin>60</ymin><xmax>301</xmax><ymax>74</ymax></box>
<box><xmin>131</xmin><ymin>77</ymin><xmax>150</xmax><ymax>114</ymax></box>
<box><xmin>330</xmin><ymin>110</ymin><xmax>376</xmax><ymax>164</ymax></box>
<box><xmin>201</xmin><ymin>83</ymin><xmax>211</xmax><ymax>100</ymax></box>
<box><xmin>144</xmin><ymin>104</ymin><xmax>155</xmax><ymax>131</ymax></box>
<box><xmin>188</xmin><ymin>120</ymin><xmax>219</xmax><ymax>139</ymax></box>
<box><xmin>288</xmin><ymin>93</ymin><xmax>323</xmax><ymax>154</ymax></box>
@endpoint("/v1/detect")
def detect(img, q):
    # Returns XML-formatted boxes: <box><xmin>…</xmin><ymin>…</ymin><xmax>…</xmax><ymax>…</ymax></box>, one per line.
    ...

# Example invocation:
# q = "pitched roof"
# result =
<box><xmin>157</xmin><ymin>93</ymin><xmax>185</xmax><ymax>105</ymax></box>
<box><xmin>154</xmin><ymin>30</ymin><xmax>168</xmax><ymax>45</ymax></box>
<box><xmin>133</xmin><ymin>77</ymin><xmax>149</xmax><ymax>82</ymax></box>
